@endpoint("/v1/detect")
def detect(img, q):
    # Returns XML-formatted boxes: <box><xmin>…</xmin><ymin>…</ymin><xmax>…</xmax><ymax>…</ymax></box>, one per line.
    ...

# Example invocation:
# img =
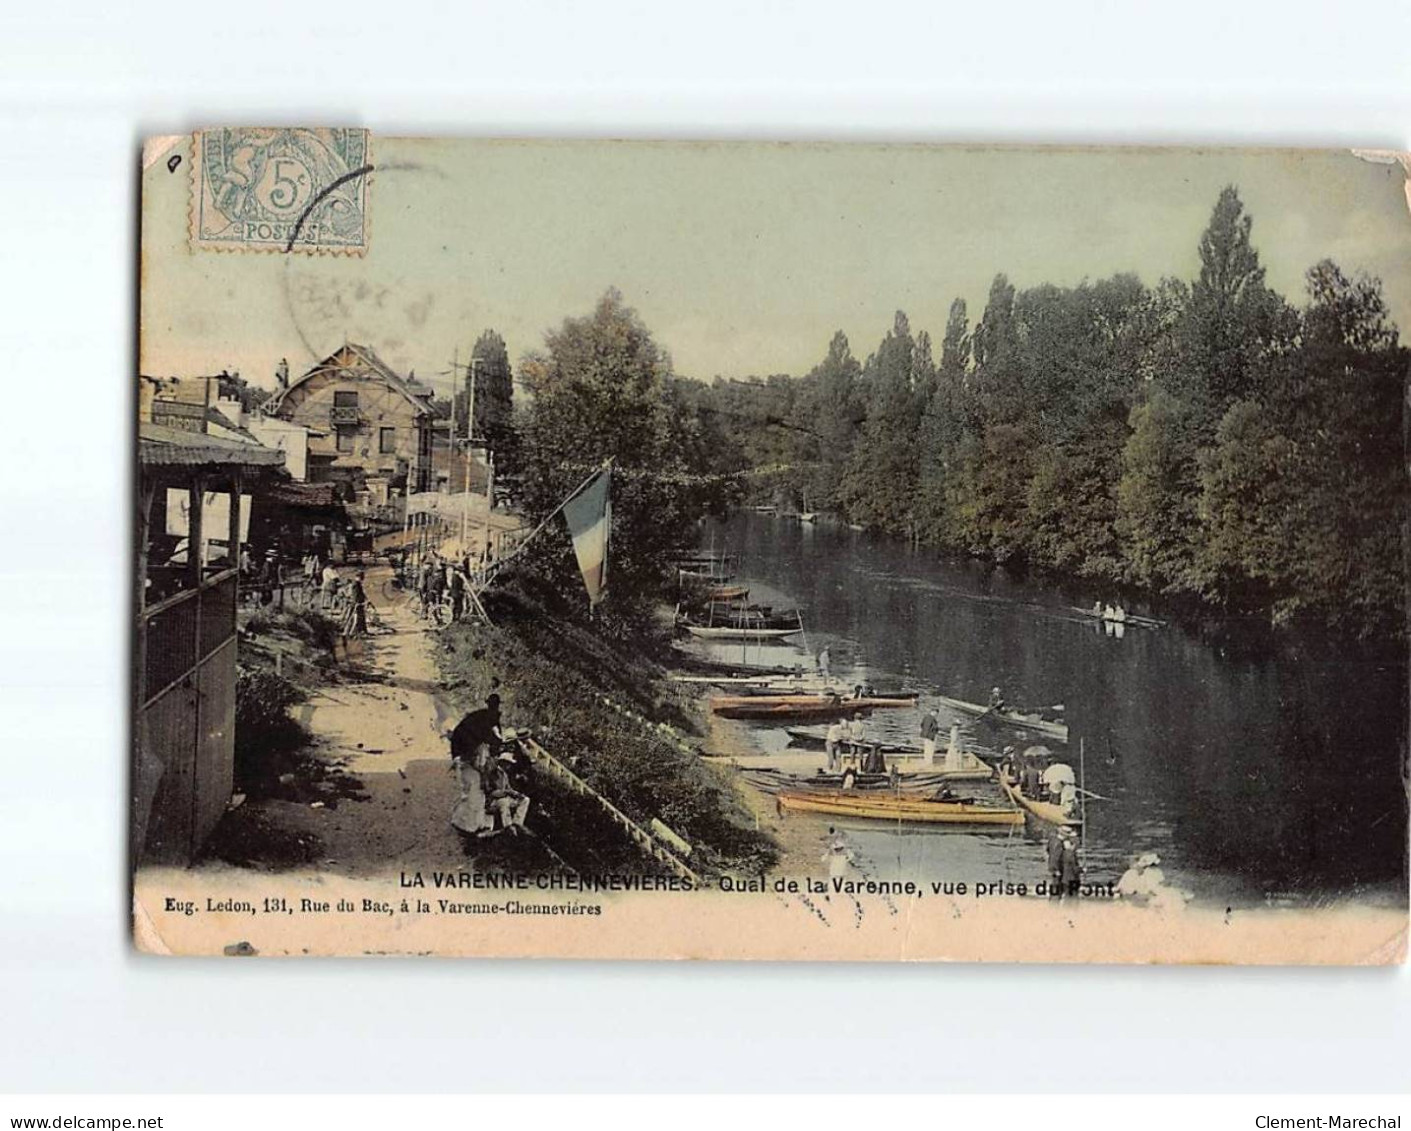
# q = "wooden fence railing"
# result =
<box><xmin>519</xmin><ymin>738</ymin><xmax>702</xmax><ymax>885</ymax></box>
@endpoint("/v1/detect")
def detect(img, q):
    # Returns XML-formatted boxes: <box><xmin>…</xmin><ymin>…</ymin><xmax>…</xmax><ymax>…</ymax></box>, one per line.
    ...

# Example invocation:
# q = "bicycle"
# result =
<box><xmin>380</xmin><ymin>565</ymin><xmax>417</xmax><ymax>607</ymax></box>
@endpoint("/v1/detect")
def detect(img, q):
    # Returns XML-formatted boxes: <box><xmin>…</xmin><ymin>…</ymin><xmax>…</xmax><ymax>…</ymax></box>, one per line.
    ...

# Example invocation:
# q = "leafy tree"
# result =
<box><xmin>513</xmin><ymin>289</ymin><xmax>733</xmax><ymax>635</ymax></box>
<box><xmin>1198</xmin><ymin>262</ymin><xmax>1407</xmax><ymax>634</ymax></box>
<box><xmin>799</xmin><ymin>330</ymin><xmax>864</xmax><ymax>509</ymax></box>
<box><xmin>916</xmin><ymin>299</ymin><xmax>972</xmax><ymax>542</ymax></box>
<box><xmin>840</xmin><ymin>311</ymin><xmax>924</xmax><ymax>534</ymax></box>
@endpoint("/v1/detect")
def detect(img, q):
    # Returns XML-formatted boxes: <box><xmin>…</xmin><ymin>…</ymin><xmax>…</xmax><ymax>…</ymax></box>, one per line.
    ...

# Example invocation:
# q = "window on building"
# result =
<box><xmin>333</xmin><ymin>390</ymin><xmax>359</xmax><ymax>408</ymax></box>
<box><xmin>336</xmin><ymin>428</ymin><xmax>354</xmax><ymax>453</ymax></box>
<box><xmin>380</xmin><ymin>427</ymin><xmax>397</xmax><ymax>454</ymax></box>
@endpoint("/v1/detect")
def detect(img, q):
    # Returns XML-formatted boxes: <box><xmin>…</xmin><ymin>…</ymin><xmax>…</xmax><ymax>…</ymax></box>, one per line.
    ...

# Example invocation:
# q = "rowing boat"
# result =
<box><xmin>776</xmin><ymin>789</ymin><xmax>1024</xmax><ymax>826</ymax></box>
<box><xmin>783</xmin><ymin>726</ymin><xmax>922</xmax><ymax>756</ymax></box>
<box><xmin>743</xmin><ymin>768</ymin><xmax>986</xmax><ymax>793</ymax></box>
<box><xmin>781</xmin><ymin>727</ymin><xmax>993</xmax><ymax>778</ymax></box>
<box><xmin>684</xmin><ymin>624</ymin><xmax>802</xmax><ymax>641</ymax></box>
<box><xmin>932</xmin><ymin>693</ymin><xmax>1069</xmax><ymax>742</ymax></box>
<box><xmin>706</xmin><ymin>584</ymin><xmax>750</xmax><ymax>601</ymax></box>
<box><xmin>667</xmin><ymin>650</ymin><xmax>808</xmax><ymax>678</ymax></box>
<box><xmin>1068</xmin><ymin>605</ymin><xmax>1165</xmax><ymax>629</ymax></box>
<box><xmin>710</xmin><ymin>694</ymin><xmax>918</xmax><ymax>722</ymax></box>
<box><xmin>998</xmin><ymin>772</ymin><xmax>1082</xmax><ymax>827</ymax></box>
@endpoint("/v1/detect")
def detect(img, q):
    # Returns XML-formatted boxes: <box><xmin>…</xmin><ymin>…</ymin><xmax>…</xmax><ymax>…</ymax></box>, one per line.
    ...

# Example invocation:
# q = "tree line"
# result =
<box><xmin>697</xmin><ymin>187</ymin><xmax>1406</xmax><ymax>641</ymax></box>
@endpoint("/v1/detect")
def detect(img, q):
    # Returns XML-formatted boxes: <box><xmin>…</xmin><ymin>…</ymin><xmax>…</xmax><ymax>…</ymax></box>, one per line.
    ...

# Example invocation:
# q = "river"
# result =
<box><xmin>696</xmin><ymin>511</ymin><xmax>1408</xmax><ymax>909</ymax></box>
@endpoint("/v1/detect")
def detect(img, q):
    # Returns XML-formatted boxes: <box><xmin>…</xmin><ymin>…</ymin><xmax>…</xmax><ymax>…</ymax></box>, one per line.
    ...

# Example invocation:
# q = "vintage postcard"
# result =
<box><xmin>134</xmin><ymin>133</ymin><xmax>1408</xmax><ymax>961</ymax></box>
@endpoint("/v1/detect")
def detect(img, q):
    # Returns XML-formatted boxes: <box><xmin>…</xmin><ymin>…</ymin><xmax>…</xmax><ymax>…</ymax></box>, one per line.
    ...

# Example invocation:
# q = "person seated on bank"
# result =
<box><xmin>988</xmin><ymin>686</ymin><xmax>1006</xmax><ymax>712</ymax></box>
<box><xmin>482</xmin><ymin>750</ymin><xmax>531</xmax><ymax>834</ymax></box>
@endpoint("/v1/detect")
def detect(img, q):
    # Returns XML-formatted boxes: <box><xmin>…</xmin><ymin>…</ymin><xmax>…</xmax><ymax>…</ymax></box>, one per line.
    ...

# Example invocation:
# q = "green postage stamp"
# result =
<box><xmin>190</xmin><ymin>127</ymin><xmax>370</xmax><ymax>254</ymax></box>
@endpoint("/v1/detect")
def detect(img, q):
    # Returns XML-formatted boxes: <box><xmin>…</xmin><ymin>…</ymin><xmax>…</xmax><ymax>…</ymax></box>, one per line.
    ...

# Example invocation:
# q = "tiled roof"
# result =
<box><xmin>138</xmin><ymin>423</ymin><xmax>286</xmax><ymax>468</ymax></box>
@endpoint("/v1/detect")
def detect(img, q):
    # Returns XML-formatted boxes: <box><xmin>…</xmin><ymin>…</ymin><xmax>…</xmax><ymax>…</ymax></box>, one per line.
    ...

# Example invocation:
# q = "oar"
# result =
<box><xmin>1073</xmin><ymin>786</ymin><xmax>1114</xmax><ymax>802</ymax></box>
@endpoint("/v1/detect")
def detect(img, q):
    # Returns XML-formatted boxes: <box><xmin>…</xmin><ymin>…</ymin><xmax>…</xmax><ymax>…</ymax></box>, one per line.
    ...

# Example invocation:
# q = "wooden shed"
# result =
<box><xmin>135</xmin><ymin>423</ymin><xmax>285</xmax><ymax>865</ymax></box>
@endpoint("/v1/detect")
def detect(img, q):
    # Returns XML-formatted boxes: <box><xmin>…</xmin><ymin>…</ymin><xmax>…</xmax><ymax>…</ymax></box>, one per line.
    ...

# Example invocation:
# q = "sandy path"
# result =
<box><xmin>202</xmin><ymin>573</ymin><xmax>474</xmax><ymax>879</ymax></box>
<box><xmin>288</xmin><ymin>580</ymin><xmax>472</xmax><ymax>876</ymax></box>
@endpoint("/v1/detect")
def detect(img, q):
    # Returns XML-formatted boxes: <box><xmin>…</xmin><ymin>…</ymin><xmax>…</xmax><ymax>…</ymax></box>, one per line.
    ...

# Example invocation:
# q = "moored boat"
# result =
<box><xmin>684</xmin><ymin>623</ymin><xmax>802</xmax><ymax>641</ymax></box>
<box><xmin>776</xmin><ymin>789</ymin><xmax>1023</xmax><ymax>826</ymax></box>
<box><xmin>932</xmin><ymin>693</ymin><xmax>1069</xmax><ymax>742</ymax></box>
<box><xmin>710</xmin><ymin>693</ymin><xmax>919</xmax><ymax>722</ymax></box>
<box><xmin>783</xmin><ymin>725</ymin><xmax>923</xmax><ymax>756</ymax></box>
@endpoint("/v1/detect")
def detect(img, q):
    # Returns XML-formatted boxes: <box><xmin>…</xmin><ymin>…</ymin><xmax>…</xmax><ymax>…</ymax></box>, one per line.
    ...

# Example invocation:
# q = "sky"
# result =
<box><xmin>141</xmin><ymin>138</ymin><xmax>1411</xmax><ymax>398</ymax></box>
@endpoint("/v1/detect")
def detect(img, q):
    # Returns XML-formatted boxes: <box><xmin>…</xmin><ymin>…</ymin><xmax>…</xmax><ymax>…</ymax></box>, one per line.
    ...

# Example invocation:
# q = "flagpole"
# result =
<box><xmin>494</xmin><ymin>459</ymin><xmax>612</xmax><ymax>571</ymax></box>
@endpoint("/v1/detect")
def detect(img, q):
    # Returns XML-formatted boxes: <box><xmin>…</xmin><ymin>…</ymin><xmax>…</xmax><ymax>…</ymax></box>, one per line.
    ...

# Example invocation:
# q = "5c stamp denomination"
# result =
<box><xmin>190</xmin><ymin>127</ymin><xmax>370</xmax><ymax>254</ymax></box>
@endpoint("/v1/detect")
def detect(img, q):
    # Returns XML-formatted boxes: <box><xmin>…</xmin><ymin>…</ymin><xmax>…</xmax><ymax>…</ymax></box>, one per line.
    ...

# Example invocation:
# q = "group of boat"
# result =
<box><xmin>672</xmin><ymin>541</ymin><xmax>1086</xmax><ymax>832</ymax></box>
<box><xmin>673</xmin><ymin>554</ymin><xmax>808</xmax><ymax>642</ymax></box>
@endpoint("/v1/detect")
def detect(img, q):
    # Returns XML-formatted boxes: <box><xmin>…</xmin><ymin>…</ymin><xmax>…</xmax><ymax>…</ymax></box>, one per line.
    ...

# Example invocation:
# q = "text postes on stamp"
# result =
<box><xmin>190</xmin><ymin>127</ymin><xmax>370</xmax><ymax>254</ymax></box>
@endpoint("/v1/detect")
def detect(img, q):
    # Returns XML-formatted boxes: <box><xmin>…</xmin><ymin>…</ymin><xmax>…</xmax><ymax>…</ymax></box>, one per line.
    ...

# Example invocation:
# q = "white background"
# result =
<box><xmin>1</xmin><ymin>0</ymin><xmax>1408</xmax><ymax>1095</ymax></box>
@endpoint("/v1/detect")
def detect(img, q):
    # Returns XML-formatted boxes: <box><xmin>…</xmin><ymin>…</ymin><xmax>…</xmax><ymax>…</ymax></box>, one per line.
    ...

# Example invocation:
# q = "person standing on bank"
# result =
<box><xmin>448</xmin><ymin>566</ymin><xmax>467</xmax><ymax>622</ymax></box>
<box><xmin>339</xmin><ymin>570</ymin><xmax>368</xmax><ymax>644</ymax></box>
<box><xmin>1047</xmin><ymin>826</ymin><xmax>1081</xmax><ymax>897</ymax></box>
<box><xmin>450</xmin><ymin>694</ymin><xmax>505</xmax><ymax>788</ymax></box>
<box><xmin>320</xmin><ymin>562</ymin><xmax>339</xmax><ymax>610</ymax></box>
<box><xmin>825</xmin><ymin>718</ymin><xmax>844</xmax><ymax>773</ymax></box>
<box><xmin>920</xmin><ymin>707</ymin><xmax>940</xmax><ymax>763</ymax></box>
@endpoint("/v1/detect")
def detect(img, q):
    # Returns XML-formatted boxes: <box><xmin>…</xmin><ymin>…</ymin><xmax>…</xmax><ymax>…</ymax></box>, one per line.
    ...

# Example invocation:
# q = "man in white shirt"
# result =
<box><xmin>825</xmin><ymin>720</ymin><xmax>844</xmax><ymax>773</ymax></box>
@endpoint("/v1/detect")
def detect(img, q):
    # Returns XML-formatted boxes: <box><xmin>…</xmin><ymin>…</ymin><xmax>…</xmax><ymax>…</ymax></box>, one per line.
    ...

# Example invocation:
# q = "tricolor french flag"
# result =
<box><xmin>562</xmin><ymin>467</ymin><xmax>612</xmax><ymax>607</ymax></box>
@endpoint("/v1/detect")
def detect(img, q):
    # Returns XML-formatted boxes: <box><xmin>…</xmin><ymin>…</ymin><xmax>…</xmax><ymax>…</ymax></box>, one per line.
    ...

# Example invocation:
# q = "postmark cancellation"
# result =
<box><xmin>190</xmin><ymin>127</ymin><xmax>370</xmax><ymax>254</ymax></box>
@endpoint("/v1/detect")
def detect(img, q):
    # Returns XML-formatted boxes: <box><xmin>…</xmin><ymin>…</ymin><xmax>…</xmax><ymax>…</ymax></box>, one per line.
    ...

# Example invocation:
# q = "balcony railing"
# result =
<box><xmin>330</xmin><ymin>405</ymin><xmax>362</xmax><ymax>426</ymax></box>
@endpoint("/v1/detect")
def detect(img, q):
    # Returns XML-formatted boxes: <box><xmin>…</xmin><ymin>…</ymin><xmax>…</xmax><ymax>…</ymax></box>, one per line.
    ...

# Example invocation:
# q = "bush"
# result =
<box><xmin>234</xmin><ymin>667</ymin><xmax>308</xmax><ymax>787</ymax></box>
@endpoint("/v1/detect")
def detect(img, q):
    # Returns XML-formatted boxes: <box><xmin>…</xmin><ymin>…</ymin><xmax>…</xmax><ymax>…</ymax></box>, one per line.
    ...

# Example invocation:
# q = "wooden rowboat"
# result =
<box><xmin>711</xmin><ymin>694</ymin><xmax>918</xmax><ymax>722</ymax></box>
<box><xmin>684</xmin><ymin>624</ymin><xmax>802</xmax><ymax>641</ymax></box>
<box><xmin>932</xmin><ymin>693</ymin><xmax>1069</xmax><ymax>742</ymax></box>
<box><xmin>777</xmin><ymin>789</ymin><xmax>1024</xmax><ymax>826</ymax></box>
<box><xmin>783</xmin><ymin>726</ymin><xmax>924</xmax><ymax>756</ymax></box>
<box><xmin>706</xmin><ymin>584</ymin><xmax>750</xmax><ymax>601</ymax></box>
<box><xmin>999</xmin><ymin>772</ymin><xmax>1082</xmax><ymax>827</ymax></box>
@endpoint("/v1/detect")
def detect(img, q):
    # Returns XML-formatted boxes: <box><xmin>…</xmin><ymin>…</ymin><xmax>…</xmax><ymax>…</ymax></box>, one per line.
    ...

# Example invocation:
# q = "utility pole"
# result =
<box><xmin>462</xmin><ymin>356</ymin><xmax>480</xmax><ymax>552</ymax></box>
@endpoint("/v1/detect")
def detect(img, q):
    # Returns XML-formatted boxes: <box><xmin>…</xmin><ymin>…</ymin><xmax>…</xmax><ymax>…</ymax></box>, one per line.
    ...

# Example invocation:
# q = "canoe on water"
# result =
<box><xmin>932</xmin><ymin>693</ymin><xmax>1070</xmax><ymax>743</ymax></box>
<box><xmin>711</xmin><ymin>694</ymin><xmax>919</xmax><ymax>722</ymax></box>
<box><xmin>776</xmin><ymin>789</ymin><xmax>1024</xmax><ymax>826</ymax></box>
<box><xmin>999</xmin><ymin>772</ymin><xmax>1082</xmax><ymax>827</ymax></box>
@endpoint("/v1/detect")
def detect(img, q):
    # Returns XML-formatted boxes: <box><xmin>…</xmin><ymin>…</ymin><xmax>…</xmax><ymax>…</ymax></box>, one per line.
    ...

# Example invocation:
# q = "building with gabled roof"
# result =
<box><xmin>265</xmin><ymin>343</ymin><xmax>436</xmax><ymax>494</ymax></box>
